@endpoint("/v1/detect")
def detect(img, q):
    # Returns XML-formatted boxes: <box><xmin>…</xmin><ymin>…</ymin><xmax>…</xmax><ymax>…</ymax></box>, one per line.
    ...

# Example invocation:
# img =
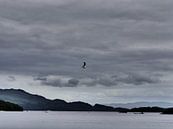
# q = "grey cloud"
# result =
<box><xmin>114</xmin><ymin>74</ymin><xmax>159</xmax><ymax>85</ymax></box>
<box><xmin>35</xmin><ymin>75</ymin><xmax>79</xmax><ymax>87</ymax></box>
<box><xmin>80</xmin><ymin>73</ymin><xmax>159</xmax><ymax>87</ymax></box>
<box><xmin>42</xmin><ymin>79</ymin><xmax>62</xmax><ymax>87</ymax></box>
<box><xmin>7</xmin><ymin>76</ymin><xmax>16</xmax><ymax>82</ymax></box>
<box><xmin>66</xmin><ymin>78</ymin><xmax>79</xmax><ymax>87</ymax></box>
<box><xmin>33</xmin><ymin>75</ymin><xmax>47</xmax><ymax>81</ymax></box>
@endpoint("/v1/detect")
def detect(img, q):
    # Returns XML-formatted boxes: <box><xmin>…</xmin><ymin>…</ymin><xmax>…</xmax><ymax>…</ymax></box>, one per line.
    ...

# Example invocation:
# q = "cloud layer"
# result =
<box><xmin>0</xmin><ymin>0</ymin><xmax>172</xmax><ymax>103</ymax></box>
<box><xmin>34</xmin><ymin>73</ymin><xmax>159</xmax><ymax>88</ymax></box>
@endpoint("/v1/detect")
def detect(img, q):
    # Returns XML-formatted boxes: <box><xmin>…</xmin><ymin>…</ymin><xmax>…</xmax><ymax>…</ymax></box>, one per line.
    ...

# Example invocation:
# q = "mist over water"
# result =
<box><xmin>1</xmin><ymin>112</ymin><xmax>173</xmax><ymax>129</ymax></box>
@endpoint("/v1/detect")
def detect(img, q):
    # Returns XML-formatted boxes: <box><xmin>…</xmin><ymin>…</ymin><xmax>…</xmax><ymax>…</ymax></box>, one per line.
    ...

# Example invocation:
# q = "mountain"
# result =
<box><xmin>0</xmin><ymin>89</ymin><xmax>66</xmax><ymax>110</ymax></box>
<box><xmin>130</xmin><ymin>107</ymin><xmax>164</xmax><ymax>113</ymax></box>
<box><xmin>93</xmin><ymin>104</ymin><xmax>115</xmax><ymax>111</ymax></box>
<box><xmin>107</xmin><ymin>102</ymin><xmax>173</xmax><ymax>108</ymax></box>
<box><xmin>0</xmin><ymin>89</ymin><xmax>171</xmax><ymax>113</ymax></box>
<box><xmin>162</xmin><ymin>108</ymin><xmax>173</xmax><ymax>114</ymax></box>
<box><xmin>0</xmin><ymin>100</ymin><xmax>23</xmax><ymax>111</ymax></box>
<box><xmin>0</xmin><ymin>89</ymin><xmax>115</xmax><ymax>111</ymax></box>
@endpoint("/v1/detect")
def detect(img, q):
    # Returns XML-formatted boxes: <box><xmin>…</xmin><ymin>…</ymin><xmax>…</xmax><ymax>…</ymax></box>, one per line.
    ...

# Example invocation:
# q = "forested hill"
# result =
<box><xmin>0</xmin><ymin>89</ymin><xmax>173</xmax><ymax>114</ymax></box>
<box><xmin>0</xmin><ymin>100</ymin><xmax>23</xmax><ymax>111</ymax></box>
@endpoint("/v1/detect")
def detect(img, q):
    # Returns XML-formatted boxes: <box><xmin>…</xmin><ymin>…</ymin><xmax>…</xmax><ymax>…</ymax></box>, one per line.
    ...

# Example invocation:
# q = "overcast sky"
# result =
<box><xmin>0</xmin><ymin>0</ymin><xmax>173</xmax><ymax>104</ymax></box>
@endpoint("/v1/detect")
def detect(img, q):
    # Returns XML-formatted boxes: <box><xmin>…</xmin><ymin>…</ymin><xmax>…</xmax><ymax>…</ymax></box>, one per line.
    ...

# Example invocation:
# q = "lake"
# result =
<box><xmin>0</xmin><ymin>111</ymin><xmax>173</xmax><ymax>129</ymax></box>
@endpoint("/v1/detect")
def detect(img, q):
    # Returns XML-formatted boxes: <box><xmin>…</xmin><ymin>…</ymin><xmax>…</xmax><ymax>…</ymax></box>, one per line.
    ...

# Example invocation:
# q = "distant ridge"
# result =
<box><xmin>107</xmin><ymin>102</ymin><xmax>173</xmax><ymax>108</ymax></box>
<box><xmin>0</xmin><ymin>89</ymin><xmax>117</xmax><ymax>111</ymax></box>
<box><xmin>0</xmin><ymin>89</ymin><xmax>171</xmax><ymax>113</ymax></box>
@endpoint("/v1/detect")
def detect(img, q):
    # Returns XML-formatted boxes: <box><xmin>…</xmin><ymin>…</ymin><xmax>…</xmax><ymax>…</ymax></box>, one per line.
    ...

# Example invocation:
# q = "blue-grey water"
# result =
<box><xmin>0</xmin><ymin>111</ymin><xmax>173</xmax><ymax>129</ymax></box>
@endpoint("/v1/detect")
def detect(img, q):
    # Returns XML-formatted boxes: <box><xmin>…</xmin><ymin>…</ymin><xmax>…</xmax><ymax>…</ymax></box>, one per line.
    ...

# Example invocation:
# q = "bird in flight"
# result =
<box><xmin>82</xmin><ymin>62</ymin><xmax>86</xmax><ymax>69</ymax></box>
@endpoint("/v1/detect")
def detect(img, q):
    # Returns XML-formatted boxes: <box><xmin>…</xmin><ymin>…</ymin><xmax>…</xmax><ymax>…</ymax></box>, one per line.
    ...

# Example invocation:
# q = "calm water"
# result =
<box><xmin>0</xmin><ymin>111</ymin><xmax>173</xmax><ymax>129</ymax></box>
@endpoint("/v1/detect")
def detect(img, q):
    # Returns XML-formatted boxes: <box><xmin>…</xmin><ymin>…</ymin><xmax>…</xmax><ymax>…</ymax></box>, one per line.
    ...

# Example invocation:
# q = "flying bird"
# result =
<box><xmin>82</xmin><ymin>62</ymin><xmax>86</xmax><ymax>69</ymax></box>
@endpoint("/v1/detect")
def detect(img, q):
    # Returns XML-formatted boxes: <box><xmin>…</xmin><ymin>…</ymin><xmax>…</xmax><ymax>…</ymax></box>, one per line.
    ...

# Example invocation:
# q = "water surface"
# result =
<box><xmin>0</xmin><ymin>111</ymin><xmax>173</xmax><ymax>129</ymax></box>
